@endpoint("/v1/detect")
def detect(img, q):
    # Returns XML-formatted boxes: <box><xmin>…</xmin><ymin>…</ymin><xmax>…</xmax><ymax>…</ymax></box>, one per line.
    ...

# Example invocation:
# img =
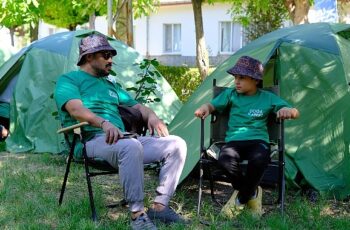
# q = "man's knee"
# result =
<box><xmin>170</xmin><ymin>135</ymin><xmax>187</xmax><ymax>161</ymax></box>
<box><xmin>118</xmin><ymin>138</ymin><xmax>143</xmax><ymax>161</ymax></box>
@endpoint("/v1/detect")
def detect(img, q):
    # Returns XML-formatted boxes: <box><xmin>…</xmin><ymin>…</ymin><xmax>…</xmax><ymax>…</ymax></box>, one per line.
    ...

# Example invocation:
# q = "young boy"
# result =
<box><xmin>194</xmin><ymin>55</ymin><xmax>299</xmax><ymax>217</ymax></box>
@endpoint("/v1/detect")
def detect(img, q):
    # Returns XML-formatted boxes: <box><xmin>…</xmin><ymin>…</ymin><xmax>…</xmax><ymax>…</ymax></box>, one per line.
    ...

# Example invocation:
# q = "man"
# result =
<box><xmin>54</xmin><ymin>34</ymin><xmax>187</xmax><ymax>229</ymax></box>
<box><xmin>194</xmin><ymin>56</ymin><xmax>299</xmax><ymax>217</ymax></box>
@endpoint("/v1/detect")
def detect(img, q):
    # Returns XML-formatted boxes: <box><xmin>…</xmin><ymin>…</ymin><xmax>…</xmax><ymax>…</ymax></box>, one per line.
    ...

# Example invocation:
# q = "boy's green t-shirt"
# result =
<box><xmin>211</xmin><ymin>88</ymin><xmax>291</xmax><ymax>143</ymax></box>
<box><xmin>54</xmin><ymin>70</ymin><xmax>138</xmax><ymax>140</ymax></box>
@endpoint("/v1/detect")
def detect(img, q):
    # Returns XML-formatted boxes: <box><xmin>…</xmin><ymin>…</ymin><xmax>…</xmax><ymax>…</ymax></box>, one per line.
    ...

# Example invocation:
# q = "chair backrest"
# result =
<box><xmin>210</xmin><ymin>86</ymin><xmax>229</xmax><ymax>144</ymax></box>
<box><xmin>210</xmin><ymin>85</ymin><xmax>281</xmax><ymax>145</ymax></box>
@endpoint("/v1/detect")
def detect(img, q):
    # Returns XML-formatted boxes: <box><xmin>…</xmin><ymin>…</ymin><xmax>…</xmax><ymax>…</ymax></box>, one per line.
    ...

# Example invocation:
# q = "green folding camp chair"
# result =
<box><xmin>197</xmin><ymin>79</ymin><xmax>285</xmax><ymax>217</ymax></box>
<box><xmin>58</xmin><ymin>106</ymin><xmax>160</xmax><ymax>222</ymax></box>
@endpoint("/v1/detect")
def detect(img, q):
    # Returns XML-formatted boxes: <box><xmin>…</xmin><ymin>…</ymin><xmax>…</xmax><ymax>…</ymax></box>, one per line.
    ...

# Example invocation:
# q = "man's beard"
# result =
<box><xmin>94</xmin><ymin>64</ymin><xmax>111</xmax><ymax>77</ymax></box>
<box><xmin>96</xmin><ymin>69</ymin><xmax>109</xmax><ymax>77</ymax></box>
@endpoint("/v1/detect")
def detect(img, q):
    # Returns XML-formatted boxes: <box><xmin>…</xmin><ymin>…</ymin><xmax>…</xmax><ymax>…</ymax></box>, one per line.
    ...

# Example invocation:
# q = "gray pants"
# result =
<box><xmin>85</xmin><ymin>134</ymin><xmax>187</xmax><ymax>212</ymax></box>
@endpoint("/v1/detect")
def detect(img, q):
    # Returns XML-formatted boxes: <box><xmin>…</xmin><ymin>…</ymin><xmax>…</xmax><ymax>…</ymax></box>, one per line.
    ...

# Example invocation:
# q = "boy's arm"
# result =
<box><xmin>194</xmin><ymin>103</ymin><xmax>215</xmax><ymax>119</ymax></box>
<box><xmin>277</xmin><ymin>107</ymin><xmax>299</xmax><ymax>119</ymax></box>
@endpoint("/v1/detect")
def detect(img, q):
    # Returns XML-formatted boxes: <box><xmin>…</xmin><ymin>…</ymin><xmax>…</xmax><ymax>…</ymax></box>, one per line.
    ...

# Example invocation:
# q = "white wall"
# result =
<box><xmin>134</xmin><ymin>3</ymin><xmax>235</xmax><ymax>58</ymax></box>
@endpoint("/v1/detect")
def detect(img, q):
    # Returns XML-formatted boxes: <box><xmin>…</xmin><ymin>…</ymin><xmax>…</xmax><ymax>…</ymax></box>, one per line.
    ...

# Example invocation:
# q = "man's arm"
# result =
<box><xmin>132</xmin><ymin>103</ymin><xmax>169</xmax><ymax>137</ymax></box>
<box><xmin>65</xmin><ymin>99</ymin><xmax>123</xmax><ymax>144</ymax></box>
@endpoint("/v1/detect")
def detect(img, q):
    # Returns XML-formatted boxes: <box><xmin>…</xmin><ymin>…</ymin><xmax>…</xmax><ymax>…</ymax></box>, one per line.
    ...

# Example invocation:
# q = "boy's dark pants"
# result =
<box><xmin>218</xmin><ymin>140</ymin><xmax>270</xmax><ymax>204</ymax></box>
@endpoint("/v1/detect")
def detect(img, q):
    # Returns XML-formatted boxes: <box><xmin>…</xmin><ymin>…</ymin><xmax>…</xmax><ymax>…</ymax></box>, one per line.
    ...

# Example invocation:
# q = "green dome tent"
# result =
<box><xmin>171</xmin><ymin>23</ymin><xmax>350</xmax><ymax>199</ymax></box>
<box><xmin>0</xmin><ymin>30</ymin><xmax>182</xmax><ymax>154</ymax></box>
<box><xmin>0</xmin><ymin>44</ymin><xmax>16</xmax><ymax>119</ymax></box>
<box><xmin>0</xmin><ymin>43</ymin><xmax>16</xmax><ymax>67</ymax></box>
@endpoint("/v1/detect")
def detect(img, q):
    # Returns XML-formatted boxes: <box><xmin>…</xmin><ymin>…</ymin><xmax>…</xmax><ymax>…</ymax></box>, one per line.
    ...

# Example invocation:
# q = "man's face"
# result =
<box><xmin>89</xmin><ymin>50</ymin><xmax>114</xmax><ymax>77</ymax></box>
<box><xmin>234</xmin><ymin>75</ymin><xmax>259</xmax><ymax>95</ymax></box>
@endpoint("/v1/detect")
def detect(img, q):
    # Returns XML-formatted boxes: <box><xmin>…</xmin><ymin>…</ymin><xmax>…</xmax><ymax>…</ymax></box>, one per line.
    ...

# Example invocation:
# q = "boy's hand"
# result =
<box><xmin>194</xmin><ymin>105</ymin><xmax>211</xmax><ymax>119</ymax></box>
<box><xmin>277</xmin><ymin>107</ymin><xmax>299</xmax><ymax>119</ymax></box>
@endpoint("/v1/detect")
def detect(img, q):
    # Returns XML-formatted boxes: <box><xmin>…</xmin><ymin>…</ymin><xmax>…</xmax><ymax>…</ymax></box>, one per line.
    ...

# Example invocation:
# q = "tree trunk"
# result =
<box><xmin>9</xmin><ymin>27</ymin><xmax>15</xmax><ymax>47</ymax></box>
<box><xmin>30</xmin><ymin>22</ymin><xmax>39</xmax><ymax>42</ymax></box>
<box><xmin>68</xmin><ymin>25</ymin><xmax>76</xmax><ymax>31</ymax></box>
<box><xmin>107</xmin><ymin>0</ymin><xmax>113</xmax><ymax>36</ymax></box>
<box><xmin>126</xmin><ymin>0</ymin><xmax>134</xmax><ymax>47</ymax></box>
<box><xmin>89</xmin><ymin>12</ymin><xmax>96</xmax><ymax>30</ymax></box>
<box><xmin>191</xmin><ymin>0</ymin><xmax>209</xmax><ymax>80</ymax></box>
<box><xmin>338</xmin><ymin>1</ymin><xmax>350</xmax><ymax>23</ymax></box>
<box><xmin>284</xmin><ymin>0</ymin><xmax>310</xmax><ymax>25</ymax></box>
<box><xmin>114</xmin><ymin>0</ymin><xmax>128</xmax><ymax>44</ymax></box>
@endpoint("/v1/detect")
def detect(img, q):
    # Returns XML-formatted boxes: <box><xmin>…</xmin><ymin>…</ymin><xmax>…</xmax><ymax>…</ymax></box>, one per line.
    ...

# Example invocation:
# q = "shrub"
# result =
<box><xmin>157</xmin><ymin>65</ymin><xmax>203</xmax><ymax>102</ymax></box>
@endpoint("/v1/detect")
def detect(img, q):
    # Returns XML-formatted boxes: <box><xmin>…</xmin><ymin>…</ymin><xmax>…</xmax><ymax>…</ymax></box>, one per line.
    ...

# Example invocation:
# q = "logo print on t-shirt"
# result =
<box><xmin>248</xmin><ymin>109</ymin><xmax>263</xmax><ymax>117</ymax></box>
<box><xmin>109</xmin><ymin>90</ymin><xmax>119</xmax><ymax>99</ymax></box>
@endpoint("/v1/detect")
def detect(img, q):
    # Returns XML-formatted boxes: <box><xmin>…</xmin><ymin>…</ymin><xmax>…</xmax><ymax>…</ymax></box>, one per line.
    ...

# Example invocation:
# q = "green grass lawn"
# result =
<box><xmin>0</xmin><ymin>150</ymin><xmax>349</xmax><ymax>229</ymax></box>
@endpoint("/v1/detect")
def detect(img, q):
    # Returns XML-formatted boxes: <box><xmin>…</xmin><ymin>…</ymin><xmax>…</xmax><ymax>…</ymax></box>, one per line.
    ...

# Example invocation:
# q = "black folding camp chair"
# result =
<box><xmin>197</xmin><ymin>79</ymin><xmax>285</xmax><ymax>216</ymax></box>
<box><xmin>58</xmin><ymin>106</ymin><xmax>159</xmax><ymax>222</ymax></box>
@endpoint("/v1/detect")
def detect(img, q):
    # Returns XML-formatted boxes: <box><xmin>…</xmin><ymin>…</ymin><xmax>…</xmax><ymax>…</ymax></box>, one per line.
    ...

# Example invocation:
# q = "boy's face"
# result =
<box><xmin>234</xmin><ymin>75</ymin><xmax>259</xmax><ymax>95</ymax></box>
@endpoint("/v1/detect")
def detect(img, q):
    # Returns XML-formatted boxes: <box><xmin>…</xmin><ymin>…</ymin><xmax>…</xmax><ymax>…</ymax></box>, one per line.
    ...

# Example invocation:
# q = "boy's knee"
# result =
<box><xmin>218</xmin><ymin>152</ymin><xmax>239</xmax><ymax>165</ymax></box>
<box><xmin>251</xmin><ymin>153</ymin><xmax>270</xmax><ymax>167</ymax></box>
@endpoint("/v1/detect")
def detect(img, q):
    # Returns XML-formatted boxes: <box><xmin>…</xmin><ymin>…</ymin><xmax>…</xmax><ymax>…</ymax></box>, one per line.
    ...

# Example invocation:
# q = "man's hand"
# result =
<box><xmin>194</xmin><ymin>104</ymin><xmax>213</xmax><ymax>119</ymax></box>
<box><xmin>147</xmin><ymin>114</ymin><xmax>169</xmax><ymax>137</ymax></box>
<box><xmin>277</xmin><ymin>107</ymin><xmax>299</xmax><ymax>120</ymax></box>
<box><xmin>101</xmin><ymin>121</ymin><xmax>124</xmax><ymax>144</ymax></box>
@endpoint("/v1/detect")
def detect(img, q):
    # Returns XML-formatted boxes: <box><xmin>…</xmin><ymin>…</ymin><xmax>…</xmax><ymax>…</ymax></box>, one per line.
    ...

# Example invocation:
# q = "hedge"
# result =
<box><xmin>158</xmin><ymin>65</ymin><xmax>213</xmax><ymax>102</ymax></box>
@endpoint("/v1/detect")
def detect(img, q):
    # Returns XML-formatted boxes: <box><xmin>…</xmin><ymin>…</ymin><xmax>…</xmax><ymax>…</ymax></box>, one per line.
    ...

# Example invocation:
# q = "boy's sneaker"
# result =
<box><xmin>147</xmin><ymin>206</ymin><xmax>186</xmax><ymax>224</ymax></box>
<box><xmin>246</xmin><ymin>186</ymin><xmax>263</xmax><ymax>217</ymax></box>
<box><xmin>220</xmin><ymin>190</ymin><xmax>244</xmax><ymax>218</ymax></box>
<box><xmin>131</xmin><ymin>213</ymin><xmax>157</xmax><ymax>230</ymax></box>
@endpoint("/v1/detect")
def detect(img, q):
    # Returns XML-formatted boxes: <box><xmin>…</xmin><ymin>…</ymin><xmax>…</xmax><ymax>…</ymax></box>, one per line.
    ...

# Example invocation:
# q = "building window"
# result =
<box><xmin>219</xmin><ymin>22</ymin><xmax>243</xmax><ymax>53</ymax></box>
<box><xmin>163</xmin><ymin>24</ymin><xmax>181</xmax><ymax>53</ymax></box>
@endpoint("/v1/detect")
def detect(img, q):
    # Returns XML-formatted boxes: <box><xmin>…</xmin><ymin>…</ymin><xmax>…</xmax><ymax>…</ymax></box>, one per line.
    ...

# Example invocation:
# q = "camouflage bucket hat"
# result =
<box><xmin>227</xmin><ymin>56</ymin><xmax>264</xmax><ymax>80</ymax></box>
<box><xmin>77</xmin><ymin>34</ymin><xmax>117</xmax><ymax>66</ymax></box>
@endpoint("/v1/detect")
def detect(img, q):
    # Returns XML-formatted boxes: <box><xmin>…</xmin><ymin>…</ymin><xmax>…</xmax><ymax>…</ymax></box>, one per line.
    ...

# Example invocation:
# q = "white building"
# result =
<box><xmin>134</xmin><ymin>1</ymin><xmax>243</xmax><ymax>67</ymax></box>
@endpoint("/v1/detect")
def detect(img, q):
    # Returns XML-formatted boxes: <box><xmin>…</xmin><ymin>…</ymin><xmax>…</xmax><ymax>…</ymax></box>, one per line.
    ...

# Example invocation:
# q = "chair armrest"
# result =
<box><xmin>57</xmin><ymin>122</ymin><xmax>89</xmax><ymax>134</ymax></box>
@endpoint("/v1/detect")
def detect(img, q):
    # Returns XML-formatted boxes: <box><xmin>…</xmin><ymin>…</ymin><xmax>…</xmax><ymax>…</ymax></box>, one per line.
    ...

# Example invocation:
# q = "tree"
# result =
<box><xmin>0</xmin><ymin>0</ymin><xmax>40</xmax><ymax>45</ymax></box>
<box><xmin>110</xmin><ymin>0</ymin><xmax>159</xmax><ymax>47</ymax></box>
<box><xmin>230</xmin><ymin>0</ymin><xmax>289</xmax><ymax>42</ymax></box>
<box><xmin>192</xmin><ymin>0</ymin><xmax>209</xmax><ymax>80</ymax></box>
<box><xmin>40</xmin><ymin>0</ymin><xmax>92</xmax><ymax>31</ymax></box>
<box><xmin>230</xmin><ymin>0</ymin><xmax>313</xmax><ymax>26</ymax></box>
<box><xmin>284</xmin><ymin>0</ymin><xmax>312</xmax><ymax>24</ymax></box>
<box><xmin>338</xmin><ymin>0</ymin><xmax>350</xmax><ymax>23</ymax></box>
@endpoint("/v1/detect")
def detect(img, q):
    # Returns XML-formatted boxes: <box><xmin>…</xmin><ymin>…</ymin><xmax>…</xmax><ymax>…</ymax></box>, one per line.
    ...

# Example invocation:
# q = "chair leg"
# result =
<box><xmin>197</xmin><ymin>158</ymin><xmax>204</xmax><ymax>216</ymax></box>
<box><xmin>83</xmin><ymin>154</ymin><xmax>98</xmax><ymax>222</ymax></box>
<box><xmin>278</xmin><ymin>122</ymin><xmax>285</xmax><ymax>215</ymax></box>
<box><xmin>278</xmin><ymin>159</ymin><xmax>285</xmax><ymax>215</ymax></box>
<box><xmin>59</xmin><ymin>136</ymin><xmax>76</xmax><ymax>205</ymax></box>
<box><xmin>207</xmin><ymin>165</ymin><xmax>216</xmax><ymax>203</ymax></box>
<box><xmin>280</xmin><ymin>172</ymin><xmax>285</xmax><ymax>215</ymax></box>
<box><xmin>197</xmin><ymin>118</ymin><xmax>205</xmax><ymax>217</ymax></box>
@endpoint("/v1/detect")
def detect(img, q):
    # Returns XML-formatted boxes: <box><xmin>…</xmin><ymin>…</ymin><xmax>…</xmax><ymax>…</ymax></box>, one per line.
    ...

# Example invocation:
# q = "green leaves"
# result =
<box><xmin>126</xmin><ymin>58</ymin><xmax>162</xmax><ymax>104</ymax></box>
<box><xmin>228</xmin><ymin>0</ymin><xmax>289</xmax><ymax>41</ymax></box>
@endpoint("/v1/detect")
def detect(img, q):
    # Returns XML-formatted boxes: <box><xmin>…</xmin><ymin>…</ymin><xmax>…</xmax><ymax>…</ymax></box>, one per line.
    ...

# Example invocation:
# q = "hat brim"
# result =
<box><xmin>77</xmin><ymin>46</ymin><xmax>117</xmax><ymax>66</ymax></box>
<box><xmin>227</xmin><ymin>67</ymin><xmax>262</xmax><ymax>80</ymax></box>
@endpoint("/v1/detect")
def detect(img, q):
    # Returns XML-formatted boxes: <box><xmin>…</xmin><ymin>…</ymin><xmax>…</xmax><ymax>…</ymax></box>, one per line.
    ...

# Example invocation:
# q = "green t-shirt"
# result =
<box><xmin>54</xmin><ymin>70</ymin><xmax>138</xmax><ymax>140</ymax></box>
<box><xmin>211</xmin><ymin>88</ymin><xmax>291</xmax><ymax>143</ymax></box>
